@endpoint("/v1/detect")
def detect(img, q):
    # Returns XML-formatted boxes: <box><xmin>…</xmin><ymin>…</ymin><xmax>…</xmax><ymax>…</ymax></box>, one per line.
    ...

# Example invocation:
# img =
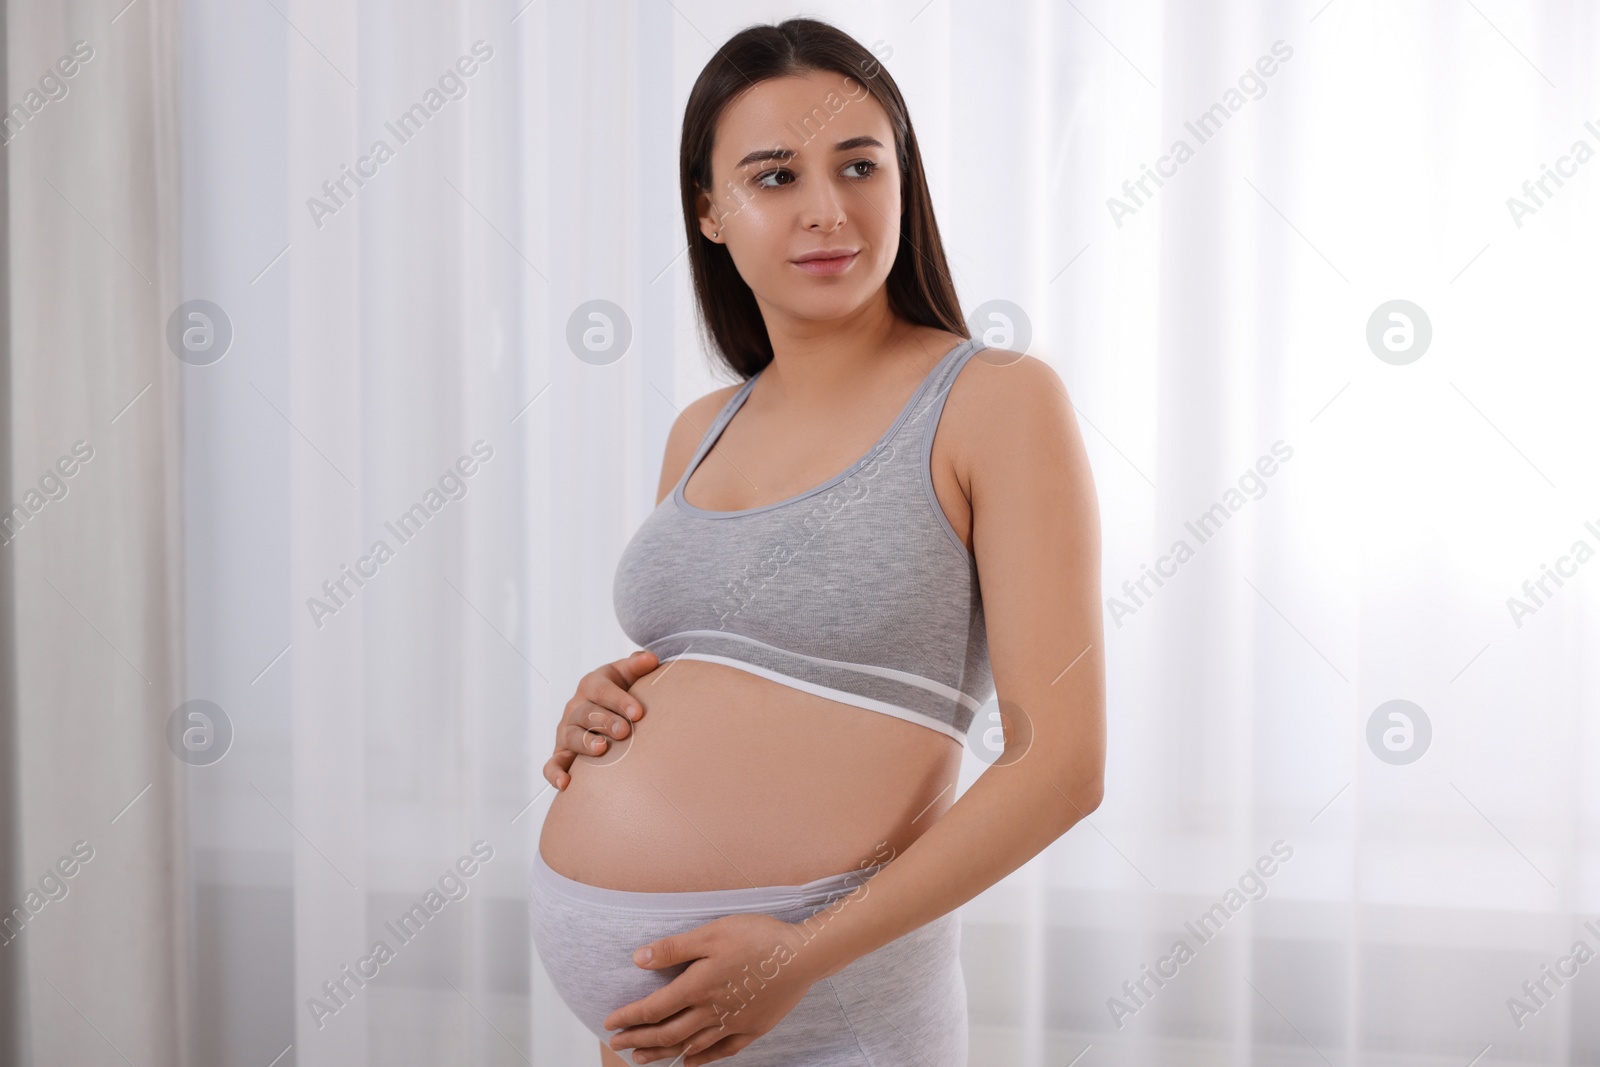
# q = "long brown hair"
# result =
<box><xmin>679</xmin><ymin>18</ymin><xmax>967</xmax><ymax>379</ymax></box>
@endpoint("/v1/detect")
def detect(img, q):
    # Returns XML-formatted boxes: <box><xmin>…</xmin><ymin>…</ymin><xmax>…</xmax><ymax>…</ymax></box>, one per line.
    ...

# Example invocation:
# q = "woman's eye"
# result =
<box><xmin>753</xmin><ymin>160</ymin><xmax>877</xmax><ymax>188</ymax></box>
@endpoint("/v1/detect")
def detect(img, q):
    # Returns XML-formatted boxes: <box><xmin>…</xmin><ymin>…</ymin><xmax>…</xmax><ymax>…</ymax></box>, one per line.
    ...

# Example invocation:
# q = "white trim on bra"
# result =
<box><xmin>658</xmin><ymin>628</ymin><xmax>984</xmax><ymax>712</ymax></box>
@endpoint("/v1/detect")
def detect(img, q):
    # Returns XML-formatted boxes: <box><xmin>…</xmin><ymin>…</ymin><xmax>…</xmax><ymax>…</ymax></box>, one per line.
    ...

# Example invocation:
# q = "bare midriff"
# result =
<box><xmin>537</xmin><ymin>658</ymin><xmax>963</xmax><ymax>891</ymax></box>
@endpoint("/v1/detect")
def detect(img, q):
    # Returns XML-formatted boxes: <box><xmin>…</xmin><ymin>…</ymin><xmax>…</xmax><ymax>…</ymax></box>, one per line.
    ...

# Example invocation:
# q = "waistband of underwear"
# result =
<box><xmin>532</xmin><ymin>850</ymin><xmax>888</xmax><ymax>918</ymax></box>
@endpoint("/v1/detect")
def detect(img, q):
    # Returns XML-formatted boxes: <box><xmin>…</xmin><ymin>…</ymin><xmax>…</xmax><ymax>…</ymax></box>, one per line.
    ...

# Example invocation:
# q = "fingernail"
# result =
<box><xmin>635</xmin><ymin>946</ymin><xmax>652</xmax><ymax>964</ymax></box>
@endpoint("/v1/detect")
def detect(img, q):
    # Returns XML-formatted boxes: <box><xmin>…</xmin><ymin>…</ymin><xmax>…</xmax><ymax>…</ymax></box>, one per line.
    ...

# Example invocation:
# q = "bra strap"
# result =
<box><xmin>679</xmin><ymin>373</ymin><xmax>760</xmax><ymax>486</ymax></box>
<box><xmin>887</xmin><ymin>337</ymin><xmax>985</xmax><ymax>451</ymax></box>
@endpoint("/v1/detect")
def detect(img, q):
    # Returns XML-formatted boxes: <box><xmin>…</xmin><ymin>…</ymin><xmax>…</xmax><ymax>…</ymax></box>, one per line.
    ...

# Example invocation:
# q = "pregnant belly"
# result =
<box><xmin>537</xmin><ymin>658</ymin><xmax>963</xmax><ymax>892</ymax></box>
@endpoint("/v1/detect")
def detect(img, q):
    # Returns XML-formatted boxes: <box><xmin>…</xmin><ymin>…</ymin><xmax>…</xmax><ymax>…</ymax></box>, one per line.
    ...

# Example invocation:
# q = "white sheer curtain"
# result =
<box><xmin>9</xmin><ymin>0</ymin><xmax>1595</xmax><ymax>1063</ymax></box>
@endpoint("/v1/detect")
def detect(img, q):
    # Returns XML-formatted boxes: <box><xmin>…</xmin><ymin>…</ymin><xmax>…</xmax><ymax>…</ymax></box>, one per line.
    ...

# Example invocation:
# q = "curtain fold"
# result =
<box><xmin>0</xmin><ymin>2</ymin><xmax>22</xmax><ymax>1061</ymax></box>
<box><xmin>3</xmin><ymin>0</ymin><xmax>190</xmax><ymax>1064</ymax></box>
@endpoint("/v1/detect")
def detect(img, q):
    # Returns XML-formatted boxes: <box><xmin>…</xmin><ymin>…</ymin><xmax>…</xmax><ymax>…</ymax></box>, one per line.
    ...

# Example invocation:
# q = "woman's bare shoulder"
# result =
<box><xmin>940</xmin><ymin>349</ymin><xmax>1078</xmax><ymax>482</ymax></box>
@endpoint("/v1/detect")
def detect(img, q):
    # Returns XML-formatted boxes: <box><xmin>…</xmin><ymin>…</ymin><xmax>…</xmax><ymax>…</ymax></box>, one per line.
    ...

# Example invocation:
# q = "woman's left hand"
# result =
<box><xmin>602</xmin><ymin>911</ymin><xmax>830</xmax><ymax>1065</ymax></box>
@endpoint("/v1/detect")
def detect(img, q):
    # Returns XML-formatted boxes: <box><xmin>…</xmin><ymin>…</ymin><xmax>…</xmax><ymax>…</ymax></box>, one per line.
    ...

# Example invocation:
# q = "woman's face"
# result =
<box><xmin>698</xmin><ymin>69</ymin><xmax>902</xmax><ymax>325</ymax></box>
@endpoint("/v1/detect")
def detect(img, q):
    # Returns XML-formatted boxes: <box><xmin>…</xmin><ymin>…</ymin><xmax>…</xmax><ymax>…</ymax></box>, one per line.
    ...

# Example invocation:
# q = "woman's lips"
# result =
<box><xmin>792</xmin><ymin>252</ymin><xmax>858</xmax><ymax>276</ymax></box>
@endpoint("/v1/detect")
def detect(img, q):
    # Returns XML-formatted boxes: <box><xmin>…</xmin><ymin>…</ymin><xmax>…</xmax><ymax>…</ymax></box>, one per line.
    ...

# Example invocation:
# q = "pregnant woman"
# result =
<box><xmin>532</xmin><ymin>17</ymin><xmax>1105</xmax><ymax>1067</ymax></box>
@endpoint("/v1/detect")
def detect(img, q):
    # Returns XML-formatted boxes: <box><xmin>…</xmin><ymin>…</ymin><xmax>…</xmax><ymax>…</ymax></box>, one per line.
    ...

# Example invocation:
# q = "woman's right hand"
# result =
<box><xmin>542</xmin><ymin>650</ymin><xmax>660</xmax><ymax>791</ymax></box>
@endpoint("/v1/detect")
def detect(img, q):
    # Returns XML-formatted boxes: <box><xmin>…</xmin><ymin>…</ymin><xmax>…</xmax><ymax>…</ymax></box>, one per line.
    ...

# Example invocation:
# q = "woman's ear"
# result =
<box><xmin>696</xmin><ymin>189</ymin><xmax>721</xmax><ymax>242</ymax></box>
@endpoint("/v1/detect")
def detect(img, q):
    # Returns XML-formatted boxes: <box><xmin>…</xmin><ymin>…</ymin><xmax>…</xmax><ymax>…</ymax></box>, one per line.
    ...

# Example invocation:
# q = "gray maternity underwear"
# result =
<box><xmin>528</xmin><ymin>850</ymin><xmax>969</xmax><ymax>1065</ymax></box>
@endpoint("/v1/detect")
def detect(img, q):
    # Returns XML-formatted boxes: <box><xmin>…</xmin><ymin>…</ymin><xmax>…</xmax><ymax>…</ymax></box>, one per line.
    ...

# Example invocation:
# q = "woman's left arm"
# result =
<box><xmin>805</xmin><ymin>350</ymin><xmax>1108</xmax><ymax>977</ymax></box>
<box><xmin>603</xmin><ymin>353</ymin><xmax>1106</xmax><ymax>1063</ymax></box>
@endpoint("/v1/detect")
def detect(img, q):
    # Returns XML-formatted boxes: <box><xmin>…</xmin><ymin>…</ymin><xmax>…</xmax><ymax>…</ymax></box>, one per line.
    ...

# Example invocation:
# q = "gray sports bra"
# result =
<box><xmin>612</xmin><ymin>336</ymin><xmax>994</xmax><ymax>742</ymax></box>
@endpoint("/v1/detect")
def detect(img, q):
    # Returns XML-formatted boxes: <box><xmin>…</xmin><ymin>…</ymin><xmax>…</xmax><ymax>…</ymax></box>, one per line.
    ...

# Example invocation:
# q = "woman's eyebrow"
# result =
<box><xmin>734</xmin><ymin>135</ymin><xmax>886</xmax><ymax>168</ymax></box>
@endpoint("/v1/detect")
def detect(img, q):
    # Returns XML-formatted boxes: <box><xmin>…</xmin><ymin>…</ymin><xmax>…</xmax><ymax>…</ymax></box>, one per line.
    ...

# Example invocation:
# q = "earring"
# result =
<box><xmin>712</xmin><ymin>231</ymin><xmax>720</xmax><ymax>239</ymax></box>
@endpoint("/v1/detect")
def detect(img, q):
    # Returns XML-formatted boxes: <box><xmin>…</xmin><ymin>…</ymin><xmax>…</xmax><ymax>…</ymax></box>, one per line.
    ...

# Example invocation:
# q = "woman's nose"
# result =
<box><xmin>801</xmin><ymin>179</ymin><xmax>846</xmax><ymax>233</ymax></box>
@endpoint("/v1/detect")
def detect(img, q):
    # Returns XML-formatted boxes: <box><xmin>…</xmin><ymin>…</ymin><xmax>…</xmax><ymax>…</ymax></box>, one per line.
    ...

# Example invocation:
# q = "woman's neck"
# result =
<box><xmin>754</xmin><ymin>298</ymin><xmax>915</xmax><ymax>406</ymax></box>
